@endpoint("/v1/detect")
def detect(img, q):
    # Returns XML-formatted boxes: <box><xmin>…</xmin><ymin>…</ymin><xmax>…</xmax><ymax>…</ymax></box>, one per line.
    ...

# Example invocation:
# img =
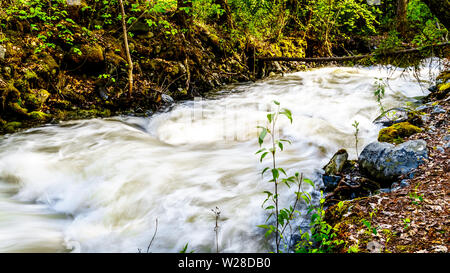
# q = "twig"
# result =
<box><xmin>211</xmin><ymin>207</ymin><xmax>221</xmax><ymax>253</ymax></box>
<box><xmin>146</xmin><ymin>218</ymin><xmax>158</xmax><ymax>253</ymax></box>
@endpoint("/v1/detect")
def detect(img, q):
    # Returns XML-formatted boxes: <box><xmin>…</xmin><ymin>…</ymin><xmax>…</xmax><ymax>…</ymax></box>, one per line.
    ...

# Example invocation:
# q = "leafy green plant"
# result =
<box><xmin>179</xmin><ymin>243</ymin><xmax>194</xmax><ymax>253</ymax></box>
<box><xmin>403</xmin><ymin>218</ymin><xmax>411</xmax><ymax>230</ymax></box>
<box><xmin>374</xmin><ymin>77</ymin><xmax>386</xmax><ymax>115</ymax></box>
<box><xmin>295</xmin><ymin>191</ymin><xmax>344</xmax><ymax>253</ymax></box>
<box><xmin>408</xmin><ymin>183</ymin><xmax>423</xmax><ymax>206</ymax></box>
<box><xmin>256</xmin><ymin>100</ymin><xmax>314</xmax><ymax>253</ymax></box>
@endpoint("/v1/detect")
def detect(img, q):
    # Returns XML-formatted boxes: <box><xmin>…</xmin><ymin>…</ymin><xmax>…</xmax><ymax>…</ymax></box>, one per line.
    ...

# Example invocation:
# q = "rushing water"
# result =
<box><xmin>0</xmin><ymin>62</ymin><xmax>441</xmax><ymax>252</ymax></box>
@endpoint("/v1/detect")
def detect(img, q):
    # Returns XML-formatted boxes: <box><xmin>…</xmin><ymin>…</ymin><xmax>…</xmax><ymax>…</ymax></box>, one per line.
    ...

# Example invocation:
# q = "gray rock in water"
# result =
<box><xmin>322</xmin><ymin>174</ymin><xmax>341</xmax><ymax>192</ymax></box>
<box><xmin>323</xmin><ymin>149</ymin><xmax>348</xmax><ymax>175</ymax></box>
<box><xmin>359</xmin><ymin>140</ymin><xmax>428</xmax><ymax>183</ymax></box>
<box><xmin>161</xmin><ymin>94</ymin><xmax>174</xmax><ymax>104</ymax></box>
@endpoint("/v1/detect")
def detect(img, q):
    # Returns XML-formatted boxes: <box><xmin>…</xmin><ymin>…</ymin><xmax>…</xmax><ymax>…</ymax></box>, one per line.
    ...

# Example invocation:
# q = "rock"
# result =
<box><xmin>359</xmin><ymin>140</ymin><xmax>428</xmax><ymax>183</ymax></box>
<box><xmin>391</xmin><ymin>179</ymin><xmax>409</xmax><ymax>191</ymax></box>
<box><xmin>37</xmin><ymin>54</ymin><xmax>59</xmax><ymax>77</ymax></box>
<box><xmin>28</xmin><ymin>111</ymin><xmax>51</xmax><ymax>121</ymax></box>
<box><xmin>432</xmin><ymin>105</ymin><xmax>446</xmax><ymax>114</ymax></box>
<box><xmin>3</xmin><ymin>121</ymin><xmax>22</xmax><ymax>133</ymax></box>
<box><xmin>377</xmin><ymin>122</ymin><xmax>422</xmax><ymax>144</ymax></box>
<box><xmin>367</xmin><ymin>241</ymin><xmax>383</xmax><ymax>253</ymax></box>
<box><xmin>69</xmin><ymin>43</ymin><xmax>104</xmax><ymax>64</ymax></box>
<box><xmin>323</xmin><ymin>149</ymin><xmax>348</xmax><ymax>175</ymax></box>
<box><xmin>23</xmin><ymin>89</ymin><xmax>50</xmax><ymax>110</ymax></box>
<box><xmin>161</xmin><ymin>94</ymin><xmax>174</xmax><ymax>105</ymax></box>
<box><xmin>129</xmin><ymin>21</ymin><xmax>150</xmax><ymax>34</ymax></box>
<box><xmin>0</xmin><ymin>45</ymin><xmax>6</xmax><ymax>59</ymax></box>
<box><xmin>322</xmin><ymin>175</ymin><xmax>341</xmax><ymax>192</ymax></box>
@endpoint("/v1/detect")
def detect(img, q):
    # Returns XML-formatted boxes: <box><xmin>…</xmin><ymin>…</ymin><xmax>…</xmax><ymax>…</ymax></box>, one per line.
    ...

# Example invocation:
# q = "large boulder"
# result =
<box><xmin>359</xmin><ymin>140</ymin><xmax>428</xmax><ymax>183</ymax></box>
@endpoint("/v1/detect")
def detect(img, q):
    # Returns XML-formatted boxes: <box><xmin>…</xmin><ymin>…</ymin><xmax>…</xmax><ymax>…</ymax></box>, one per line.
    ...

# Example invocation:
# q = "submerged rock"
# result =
<box><xmin>359</xmin><ymin>140</ymin><xmax>428</xmax><ymax>183</ymax></box>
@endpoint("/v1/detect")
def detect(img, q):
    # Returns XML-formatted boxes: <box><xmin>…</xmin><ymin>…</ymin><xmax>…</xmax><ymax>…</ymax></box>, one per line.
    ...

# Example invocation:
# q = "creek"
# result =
<box><xmin>0</xmin><ymin>61</ymin><xmax>440</xmax><ymax>252</ymax></box>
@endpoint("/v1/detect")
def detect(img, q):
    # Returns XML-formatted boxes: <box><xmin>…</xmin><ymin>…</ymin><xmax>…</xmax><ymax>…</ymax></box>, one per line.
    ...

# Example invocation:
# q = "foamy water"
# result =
<box><xmin>0</xmin><ymin>60</ymin><xmax>441</xmax><ymax>252</ymax></box>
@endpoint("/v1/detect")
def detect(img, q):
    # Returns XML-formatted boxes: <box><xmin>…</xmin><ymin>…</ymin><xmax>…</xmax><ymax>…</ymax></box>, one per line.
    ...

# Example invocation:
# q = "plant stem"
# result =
<box><xmin>118</xmin><ymin>0</ymin><xmax>133</xmax><ymax>96</ymax></box>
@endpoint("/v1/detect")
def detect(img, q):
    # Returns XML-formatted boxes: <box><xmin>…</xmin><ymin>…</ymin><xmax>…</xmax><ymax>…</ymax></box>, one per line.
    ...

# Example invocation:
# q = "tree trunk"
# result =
<box><xmin>215</xmin><ymin>0</ymin><xmax>234</xmax><ymax>29</ymax></box>
<box><xmin>421</xmin><ymin>0</ymin><xmax>450</xmax><ymax>30</ymax></box>
<box><xmin>176</xmin><ymin>0</ymin><xmax>192</xmax><ymax>27</ymax></box>
<box><xmin>118</xmin><ymin>0</ymin><xmax>133</xmax><ymax>96</ymax></box>
<box><xmin>396</xmin><ymin>0</ymin><xmax>409</xmax><ymax>36</ymax></box>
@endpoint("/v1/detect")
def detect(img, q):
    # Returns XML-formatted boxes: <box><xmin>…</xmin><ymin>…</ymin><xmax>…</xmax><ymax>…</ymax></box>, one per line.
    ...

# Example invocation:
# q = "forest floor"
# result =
<box><xmin>326</xmin><ymin>93</ymin><xmax>449</xmax><ymax>253</ymax></box>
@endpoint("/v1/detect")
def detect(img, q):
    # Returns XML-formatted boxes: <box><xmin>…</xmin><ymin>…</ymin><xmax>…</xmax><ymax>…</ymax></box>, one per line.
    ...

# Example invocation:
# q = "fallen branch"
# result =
<box><xmin>257</xmin><ymin>42</ymin><xmax>450</xmax><ymax>62</ymax></box>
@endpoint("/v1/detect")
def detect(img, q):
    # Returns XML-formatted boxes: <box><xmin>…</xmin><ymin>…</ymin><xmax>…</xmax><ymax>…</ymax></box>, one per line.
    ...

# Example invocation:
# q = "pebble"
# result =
<box><xmin>432</xmin><ymin>105</ymin><xmax>446</xmax><ymax>114</ymax></box>
<box><xmin>436</xmin><ymin>146</ymin><xmax>445</xmax><ymax>153</ymax></box>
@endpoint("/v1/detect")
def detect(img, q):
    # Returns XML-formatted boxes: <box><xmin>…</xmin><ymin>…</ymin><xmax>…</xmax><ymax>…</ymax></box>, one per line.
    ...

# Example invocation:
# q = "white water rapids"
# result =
<box><xmin>0</xmin><ymin>62</ymin><xmax>441</xmax><ymax>252</ymax></box>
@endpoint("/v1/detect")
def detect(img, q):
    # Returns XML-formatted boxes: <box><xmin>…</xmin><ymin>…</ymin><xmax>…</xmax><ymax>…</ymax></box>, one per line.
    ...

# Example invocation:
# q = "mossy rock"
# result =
<box><xmin>37</xmin><ymin>54</ymin><xmax>59</xmax><ymax>76</ymax></box>
<box><xmin>406</xmin><ymin>111</ymin><xmax>423</xmax><ymax>127</ymax></box>
<box><xmin>69</xmin><ymin>43</ymin><xmax>104</xmax><ymax>64</ymax></box>
<box><xmin>3</xmin><ymin>121</ymin><xmax>22</xmax><ymax>133</ymax></box>
<box><xmin>23</xmin><ymin>89</ymin><xmax>50</xmax><ymax>110</ymax></box>
<box><xmin>8</xmin><ymin>101</ymin><xmax>28</xmax><ymax>116</ymax></box>
<box><xmin>378</xmin><ymin>122</ymin><xmax>422</xmax><ymax>144</ymax></box>
<box><xmin>28</xmin><ymin>111</ymin><xmax>51</xmax><ymax>122</ymax></box>
<box><xmin>105</xmin><ymin>51</ymin><xmax>126</xmax><ymax>67</ymax></box>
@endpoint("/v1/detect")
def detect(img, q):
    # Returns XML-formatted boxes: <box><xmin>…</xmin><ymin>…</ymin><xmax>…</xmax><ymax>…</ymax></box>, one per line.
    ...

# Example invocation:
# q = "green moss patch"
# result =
<box><xmin>378</xmin><ymin>122</ymin><xmax>422</xmax><ymax>144</ymax></box>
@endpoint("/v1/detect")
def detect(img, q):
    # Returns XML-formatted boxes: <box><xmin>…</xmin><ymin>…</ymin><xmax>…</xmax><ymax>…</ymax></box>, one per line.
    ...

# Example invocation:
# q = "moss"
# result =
<box><xmin>24</xmin><ymin>69</ymin><xmax>38</xmax><ymax>80</ymax></box>
<box><xmin>69</xmin><ymin>43</ymin><xmax>104</xmax><ymax>64</ymax></box>
<box><xmin>378</xmin><ymin>122</ymin><xmax>422</xmax><ymax>144</ymax></box>
<box><xmin>37</xmin><ymin>54</ymin><xmax>59</xmax><ymax>76</ymax></box>
<box><xmin>8</xmin><ymin>101</ymin><xmax>28</xmax><ymax>116</ymax></box>
<box><xmin>23</xmin><ymin>89</ymin><xmax>50</xmax><ymax>110</ymax></box>
<box><xmin>4</xmin><ymin>121</ymin><xmax>22</xmax><ymax>133</ymax></box>
<box><xmin>28</xmin><ymin>111</ymin><xmax>51</xmax><ymax>121</ymax></box>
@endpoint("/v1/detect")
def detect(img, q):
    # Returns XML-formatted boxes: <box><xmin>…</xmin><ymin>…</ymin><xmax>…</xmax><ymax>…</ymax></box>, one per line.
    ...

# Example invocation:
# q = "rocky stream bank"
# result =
<box><xmin>321</xmin><ymin>70</ymin><xmax>449</xmax><ymax>253</ymax></box>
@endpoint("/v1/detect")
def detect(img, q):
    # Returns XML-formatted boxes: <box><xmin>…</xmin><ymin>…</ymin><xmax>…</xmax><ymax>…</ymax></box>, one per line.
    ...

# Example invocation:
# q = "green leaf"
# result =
<box><xmin>271</xmin><ymin>168</ymin><xmax>279</xmax><ymax>180</ymax></box>
<box><xmin>258</xmin><ymin>128</ymin><xmax>267</xmax><ymax>146</ymax></box>
<box><xmin>260</xmin><ymin>152</ymin><xmax>269</xmax><ymax>162</ymax></box>
<box><xmin>265</xmin><ymin>205</ymin><xmax>275</xmax><ymax>210</ymax></box>
<box><xmin>278</xmin><ymin>141</ymin><xmax>283</xmax><ymax>151</ymax></box>
<box><xmin>280</xmin><ymin>108</ymin><xmax>293</xmax><ymax>123</ymax></box>
<box><xmin>255</xmin><ymin>148</ymin><xmax>266</xmax><ymax>154</ymax></box>
<box><xmin>303</xmin><ymin>178</ymin><xmax>314</xmax><ymax>187</ymax></box>
<box><xmin>267</xmin><ymin>113</ymin><xmax>274</xmax><ymax>123</ymax></box>
<box><xmin>261</xmin><ymin>167</ymin><xmax>270</xmax><ymax>175</ymax></box>
<box><xmin>279</xmin><ymin>139</ymin><xmax>291</xmax><ymax>144</ymax></box>
<box><xmin>278</xmin><ymin>167</ymin><xmax>287</xmax><ymax>176</ymax></box>
<box><xmin>273</xmin><ymin>100</ymin><xmax>280</xmax><ymax>106</ymax></box>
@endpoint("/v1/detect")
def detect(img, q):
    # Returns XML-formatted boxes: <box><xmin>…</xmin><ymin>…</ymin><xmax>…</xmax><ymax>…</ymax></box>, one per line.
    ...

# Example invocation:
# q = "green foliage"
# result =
<box><xmin>373</xmin><ymin>77</ymin><xmax>386</xmax><ymax>114</ymax></box>
<box><xmin>295</xmin><ymin>192</ymin><xmax>344</xmax><ymax>253</ymax></box>
<box><xmin>352</xmin><ymin>120</ymin><xmax>360</xmax><ymax>160</ymax></box>
<box><xmin>407</xmin><ymin>0</ymin><xmax>447</xmax><ymax>46</ymax></box>
<box><xmin>256</xmin><ymin>100</ymin><xmax>305</xmax><ymax>253</ymax></box>
<box><xmin>376</xmin><ymin>30</ymin><xmax>403</xmax><ymax>53</ymax></box>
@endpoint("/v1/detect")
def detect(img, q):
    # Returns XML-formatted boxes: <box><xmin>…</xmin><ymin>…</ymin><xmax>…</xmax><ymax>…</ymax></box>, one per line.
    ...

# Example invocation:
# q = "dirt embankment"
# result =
<box><xmin>0</xmin><ymin>2</ymin><xmax>306</xmax><ymax>134</ymax></box>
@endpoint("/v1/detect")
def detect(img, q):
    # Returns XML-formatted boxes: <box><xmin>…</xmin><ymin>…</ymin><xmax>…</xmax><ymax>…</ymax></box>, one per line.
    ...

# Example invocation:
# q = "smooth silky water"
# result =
<box><xmin>0</xmin><ymin>61</ymin><xmax>441</xmax><ymax>252</ymax></box>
